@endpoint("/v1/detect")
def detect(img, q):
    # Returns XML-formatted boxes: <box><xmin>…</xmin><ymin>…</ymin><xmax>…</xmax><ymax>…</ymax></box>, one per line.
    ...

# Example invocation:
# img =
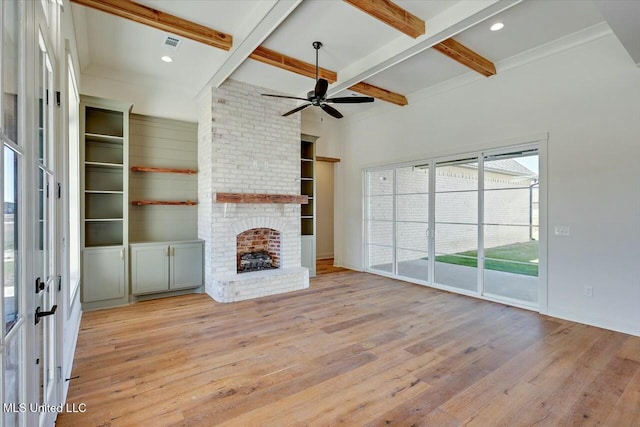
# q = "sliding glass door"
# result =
<box><xmin>365</xmin><ymin>145</ymin><xmax>541</xmax><ymax>309</ymax></box>
<box><xmin>433</xmin><ymin>159</ymin><xmax>479</xmax><ymax>292</ymax></box>
<box><xmin>482</xmin><ymin>150</ymin><xmax>539</xmax><ymax>303</ymax></box>
<box><xmin>396</xmin><ymin>165</ymin><xmax>429</xmax><ymax>282</ymax></box>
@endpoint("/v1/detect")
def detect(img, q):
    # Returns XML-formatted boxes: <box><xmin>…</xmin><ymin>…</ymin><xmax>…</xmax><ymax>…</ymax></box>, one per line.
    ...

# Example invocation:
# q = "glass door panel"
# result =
<box><xmin>4</xmin><ymin>147</ymin><xmax>19</xmax><ymax>334</ymax></box>
<box><xmin>366</xmin><ymin>169</ymin><xmax>394</xmax><ymax>273</ymax></box>
<box><xmin>396</xmin><ymin>165</ymin><xmax>429</xmax><ymax>281</ymax></box>
<box><xmin>483</xmin><ymin>151</ymin><xmax>539</xmax><ymax>303</ymax></box>
<box><xmin>434</xmin><ymin>160</ymin><xmax>479</xmax><ymax>292</ymax></box>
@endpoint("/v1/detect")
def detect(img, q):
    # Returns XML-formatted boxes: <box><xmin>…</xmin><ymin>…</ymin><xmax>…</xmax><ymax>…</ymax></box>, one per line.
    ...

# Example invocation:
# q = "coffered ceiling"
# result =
<box><xmin>70</xmin><ymin>0</ymin><xmax>631</xmax><ymax>119</ymax></box>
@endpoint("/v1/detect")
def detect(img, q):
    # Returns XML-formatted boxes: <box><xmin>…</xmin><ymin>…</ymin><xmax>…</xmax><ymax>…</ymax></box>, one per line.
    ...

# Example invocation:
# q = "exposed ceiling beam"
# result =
<box><xmin>343</xmin><ymin>0</ymin><xmax>425</xmax><ymax>39</ymax></box>
<box><xmin>249</xmin><ymin>45</ymin><xmax>338</xmax><ymax>83</ymax></box>
<box><xmin>348</xmin><ymin>82</ymin><xmax>407</xmax><ymax>106</ymax></box>
<box><xmin>248</xmin><ymin>46</ymin><xmax>407</xmax><ymax>105</ymax></box>
<box><xmin>70</xmin><ymin>0</ymin><xmax>233</xmax><ymax>51</ymax></box>
<box><xmin>328</xmin><ymin>0</ymin><xmax>522</xmax><ymax>97</ymax></box>
<box><xmin>205</xmin><ymin>0</ymin><xmax>303</xmax><ymax>88</ymax></box>
<box><xmin>72</xmin><ymin>0</ymin><xmax>409</xmax><ymax>106</ymax></box>
<box><xmin>433</xmin><ymin>38</ymin><xmax>496</xmax><ymax>77</ymax></box>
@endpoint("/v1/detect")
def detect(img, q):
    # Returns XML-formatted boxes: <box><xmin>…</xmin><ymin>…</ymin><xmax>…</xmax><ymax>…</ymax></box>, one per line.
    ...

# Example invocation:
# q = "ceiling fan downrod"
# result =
<box><xmin>313</xmin><ymin>41</ymin><xmax>322</xmax><ymax>82</ymax></box>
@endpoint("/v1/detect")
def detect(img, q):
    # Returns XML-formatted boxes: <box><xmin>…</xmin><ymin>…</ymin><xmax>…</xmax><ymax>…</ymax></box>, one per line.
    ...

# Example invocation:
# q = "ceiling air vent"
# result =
<box><xmin>163</xmin><ymin>35</ymin><xmax>181</xmax><ymax>50</ymax></box>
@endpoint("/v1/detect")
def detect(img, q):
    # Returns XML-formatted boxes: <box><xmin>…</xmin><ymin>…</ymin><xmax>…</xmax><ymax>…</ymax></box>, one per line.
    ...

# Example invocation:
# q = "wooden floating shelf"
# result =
<box><xmin>131</xmin><ymin>200</ymin><xmax>197</xmax><ymax>206</ymax></box>
<box><xmin>131</xmin><ymin>166</ymin><xmax>197</xmax><ymax>174</ymax></box>
<box><xmin>215</xmin><ymin>192</ymin><xmax>309</xmax><ymax>204</ymax></box>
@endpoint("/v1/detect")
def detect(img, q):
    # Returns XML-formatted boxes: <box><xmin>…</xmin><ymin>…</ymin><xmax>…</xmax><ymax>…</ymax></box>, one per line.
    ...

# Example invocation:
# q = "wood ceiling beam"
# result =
<box><xmin>433</xmin><ymin>38</ymin><xmax>496</xmax><ymax>77</ymax></box>
<box><xmin>249</xmin><ymin>47</ymin><xmax>407</xmax><ymax>105</ymax></box>
<box><xmin>249</xmin><ymin>46</ymin><xmax>338</xmax><ymax>83</ymax></box>
<box><xmin>327</xmin><ymin>0</ymin><xmax>521</xmax><ymax>97</ymax></box>
<box><xmin>343</xmin><ymin>0</ymin><xmax>425</xmax><ymax>38</ymax></box>
<box><xmin>348</xmin><ymin>81</ymin><xmax>407</xmax><ymax>106</ymax></box>
<box><xmin>70</xmin><ymin>0</ymin><xmax>233</xmax><ymax>51</ymax></box>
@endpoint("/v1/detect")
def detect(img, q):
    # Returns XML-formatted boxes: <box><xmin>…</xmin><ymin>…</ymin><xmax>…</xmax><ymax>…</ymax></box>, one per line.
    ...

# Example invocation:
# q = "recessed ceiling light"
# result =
<box><xmin>490</xmin><ymin>22</ymin><xmax>504</xmax><ymax>31</ymax></box>
<box><xmin>161</xmin><ymin>55</ymin><xmax>173</xmax><ymax>63</ymax></box>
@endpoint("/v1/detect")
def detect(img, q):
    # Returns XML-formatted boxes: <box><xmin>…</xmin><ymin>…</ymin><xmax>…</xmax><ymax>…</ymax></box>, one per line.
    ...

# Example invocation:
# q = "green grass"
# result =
<box><xmin>435</xmin><ymin>241</ymin><xmax>539</xmax><ymax>276</ymax></box>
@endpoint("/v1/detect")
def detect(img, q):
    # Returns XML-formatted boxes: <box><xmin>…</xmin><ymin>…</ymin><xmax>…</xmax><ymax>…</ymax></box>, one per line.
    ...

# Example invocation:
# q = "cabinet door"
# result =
<box><xmin>82</xmin><ymin>248</ymin><xmax>125</xmax><ymax>302</ymax></box>
<box><xmin>131</xmin><ymin>244</ymin><xmax>169</xmax><ymax>294</ymax></box>
<box><xmin>170</xmin><ymin>242</ymin><xmax>203</xmax><ymax>290</ymax></box>
<box><xmin>301</xmin><ymin>236</ymin><xmax>316</xmax><ymax>277</ymax></box>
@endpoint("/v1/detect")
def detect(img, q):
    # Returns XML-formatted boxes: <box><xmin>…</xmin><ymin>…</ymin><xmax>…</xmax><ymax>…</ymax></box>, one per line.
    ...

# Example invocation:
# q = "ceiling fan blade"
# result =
<box><xmin>325</xmin><ymin>96</ymin><xmax>375</xmax><ymax>104</ymax></box>
<box><xmin>282</xmin><ymin>103</ymin><xmax>311</xmax><ymax>117</ymax></box>
<box><xmin>314</xmin><ymin>78</ymin><xmax>328</xmax><ymax>99</ymax></box>
<box><xmin>320</xmin><ymin>103</ymin><xmax>343</xmax><ymax>119</ymax></box>
<box><xmin>262</xmin><ymin>94</ymin><xmax>309</xmax><ymax>101</ymax></box>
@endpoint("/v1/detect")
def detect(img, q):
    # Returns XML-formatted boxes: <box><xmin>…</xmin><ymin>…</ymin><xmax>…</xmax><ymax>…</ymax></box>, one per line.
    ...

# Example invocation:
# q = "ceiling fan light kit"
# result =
<box><xmin>261</xmin><ymin>41</ymin><xmax>374</xmax><ymax>119</ymax></box>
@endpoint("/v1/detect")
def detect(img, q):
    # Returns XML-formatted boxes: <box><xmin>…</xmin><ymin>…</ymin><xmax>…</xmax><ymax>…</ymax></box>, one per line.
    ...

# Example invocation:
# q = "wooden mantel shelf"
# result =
<box><xmin>215</xmin><ymin>192</ymin><xmax>309</xmax><ymax>204</ymax></box>
<box><xmin>131</xmin><ymin>200</ymin><xmax>197</xmax><ymax>206</ymax></box>
<box><xmin>131</xmin><ymin>166</ymin><xmax>197</xmax><ymax>174</ymax></box>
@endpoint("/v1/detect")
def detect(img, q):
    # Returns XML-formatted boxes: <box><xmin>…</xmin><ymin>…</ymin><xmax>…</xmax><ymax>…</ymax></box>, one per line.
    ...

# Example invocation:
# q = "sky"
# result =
<box><xmin>515</xmin><ymin>155</ymin><xmax>539</xmax><ymax>175</ymax></box>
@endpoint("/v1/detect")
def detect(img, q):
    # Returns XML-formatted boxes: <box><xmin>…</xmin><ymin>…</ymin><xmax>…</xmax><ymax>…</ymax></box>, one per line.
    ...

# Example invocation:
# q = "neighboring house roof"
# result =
<box><xmin>484</xmin><ymin>159</ymin><xmax>537</xmax><ymax>178</ymax></box>
<box><xmin>455</xmin><ymin>158</ymin><xmax>538</xmax><ymax>179</ymax></box>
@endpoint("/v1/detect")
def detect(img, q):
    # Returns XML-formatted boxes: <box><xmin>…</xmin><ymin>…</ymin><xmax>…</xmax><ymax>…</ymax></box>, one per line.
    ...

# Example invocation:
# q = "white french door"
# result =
<box><xmin>1</xmin><ymin>0</ymin><xmax>27</xmax><ymax>426</ymax></box>
<box><xmin>365</xmin><ymin>143</ymin><xmax>542</xmax><ymax>310</ymax></box>
<box><xmin>34</xmin><ymin>24</ymin><xmax>58</xmax><ymax>427</ymax></box>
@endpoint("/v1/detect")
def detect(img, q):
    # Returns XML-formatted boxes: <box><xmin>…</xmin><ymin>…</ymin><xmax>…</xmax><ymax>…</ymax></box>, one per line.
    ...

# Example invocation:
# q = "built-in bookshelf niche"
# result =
<box><xmin>301</xmin><ymin>139</ymin><xmax>315</xmax><ymax>236</ymax></box>
<box><xmin>83</xmin><ymin>106</ymin><xmax>126</xmax><ymax>247</ymax></box>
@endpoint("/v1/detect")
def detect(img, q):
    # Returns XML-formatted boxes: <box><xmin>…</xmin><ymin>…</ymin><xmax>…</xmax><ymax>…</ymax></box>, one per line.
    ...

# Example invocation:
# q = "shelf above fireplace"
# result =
<box><xmin>215</xmin><ymin>192</ymin><xmax>309</xmax><ymax>204</ymax></box>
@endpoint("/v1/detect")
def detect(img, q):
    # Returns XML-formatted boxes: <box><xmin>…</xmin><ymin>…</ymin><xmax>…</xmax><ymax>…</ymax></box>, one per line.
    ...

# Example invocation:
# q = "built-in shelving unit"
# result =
<box><xmin>82</xmin><ymin>103</ymin><xmax>128</xmax><ymax>248</ymax></box>
<box><xmin>301</xmin><ymin>138</ymin><xmax>315</xmax><ymax>236</ymax></box>
<box><xmin>301</xmin><ymin>134</ymin><xmax>318</xmax><ymax>277</ymax></box>
<box><xmin>80</xmin><ymin>96</ymin><xmax>132</xmax><ymax>309</ymax></box>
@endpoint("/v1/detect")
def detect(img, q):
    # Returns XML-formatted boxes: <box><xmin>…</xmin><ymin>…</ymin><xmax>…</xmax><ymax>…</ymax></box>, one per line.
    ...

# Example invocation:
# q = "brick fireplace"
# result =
<box><xmin>198</xmin><ymin>79</ymin><xmax>309</xmax><ymax>303</ymax></box>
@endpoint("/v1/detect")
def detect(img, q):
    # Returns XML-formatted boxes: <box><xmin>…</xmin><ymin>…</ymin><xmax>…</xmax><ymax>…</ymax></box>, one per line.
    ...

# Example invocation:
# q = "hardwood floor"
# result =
<box><xmin>316</xmin><ymin>258</ymin><xmax>349</xmax><ymax>274</ymax></box>
<box><xmin>57</xmin><ymin>271</ymin><xmax>640</xmax><ymax>426</ymax></box>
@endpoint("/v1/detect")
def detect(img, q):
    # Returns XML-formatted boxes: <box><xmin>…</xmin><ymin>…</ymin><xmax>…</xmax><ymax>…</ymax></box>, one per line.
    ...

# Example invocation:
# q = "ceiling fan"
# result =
<box><xmin>261</xmin><ymin>41</ymin><xmax>374</xmax><ymax>119</ymax></box>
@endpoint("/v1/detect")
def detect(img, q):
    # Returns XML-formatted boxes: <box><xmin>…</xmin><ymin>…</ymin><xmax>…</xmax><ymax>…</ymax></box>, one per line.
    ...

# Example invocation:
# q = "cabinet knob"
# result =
<box><xmin>120</xmin><ymin>249</ymin><xmax>125</xmax><ymax>260</ymax></box>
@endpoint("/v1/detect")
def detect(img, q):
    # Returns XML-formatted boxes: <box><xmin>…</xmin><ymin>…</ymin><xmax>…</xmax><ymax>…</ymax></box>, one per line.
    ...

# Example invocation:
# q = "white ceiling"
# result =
<box><xmin>71</xmin><ymin>0</ymin><xmax>635</xmax><ymax>120</ymax></box>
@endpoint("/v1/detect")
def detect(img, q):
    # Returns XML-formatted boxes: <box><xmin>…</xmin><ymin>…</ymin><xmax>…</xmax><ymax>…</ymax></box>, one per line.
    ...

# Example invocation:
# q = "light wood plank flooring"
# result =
<box><xmin>57</xmin><ymin>271</ymin><xmax>640</xmax><ymax>426</ymax></box>
<box><xmin>316</xmin><ymin>258</ymin><xmax>349</xmax><ymax>274</ymax></box>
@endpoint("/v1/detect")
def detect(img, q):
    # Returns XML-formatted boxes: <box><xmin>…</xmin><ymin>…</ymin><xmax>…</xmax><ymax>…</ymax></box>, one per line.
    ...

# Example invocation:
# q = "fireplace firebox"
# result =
<box><xmin>236</xmin><ymin>228</ymin><xmax>280</xmax><ymax>273</ymax></box>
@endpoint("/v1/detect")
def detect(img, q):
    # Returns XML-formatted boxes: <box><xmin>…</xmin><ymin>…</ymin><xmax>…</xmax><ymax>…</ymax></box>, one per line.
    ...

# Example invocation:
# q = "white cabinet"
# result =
<box><xmin>82</xmin><ymin>247</ymin><xmax>126</xmax><ymax>302</ymax></box>
<box><xmin>131</xmin><ymin>241</ymin><xmax>203</xmax><ymax>295</ymax></box>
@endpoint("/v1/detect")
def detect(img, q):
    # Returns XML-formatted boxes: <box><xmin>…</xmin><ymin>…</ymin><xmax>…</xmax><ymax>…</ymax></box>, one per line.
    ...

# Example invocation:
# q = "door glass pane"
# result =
<box><xmin>3</xmin><ymin>333</ymin><xmax>21</xmax><ymax>427</ymax></box>
<box><xmin>2</xmin><ymin>0</ymin><xmax>19</xmax><ymax>144</ymax></box>
<box><xmin>38</xmin><ymin>167</ymin><xmax>49</xmax><ymax>281</ymax></box>
<box><xmin>434</xmin><ymin>160</ymin><xmax>479</xmax><ymax>292</ymax></box>
<box><xmin>396</xmin><ymin>165</ymin><xmax>429</xmax><ymax>281</ymax></box>
<box><xmin>368</xmin><ymin>244</ymin><xmax>393</xmax><ymax>273</ymax></box>
<box><xmin>366</xmin><ymin>169</ymin><xmax>394</xmax><ymax>273</ymax></box>
<box><xmin>4</xmin><ymin>147</ymin><xmax>19</xmax><ymax>334</ymax></box>
<box><xmin>483</xmin><ymin>152</ymin><xmax>539</xmax><ymax>303</ymax></box>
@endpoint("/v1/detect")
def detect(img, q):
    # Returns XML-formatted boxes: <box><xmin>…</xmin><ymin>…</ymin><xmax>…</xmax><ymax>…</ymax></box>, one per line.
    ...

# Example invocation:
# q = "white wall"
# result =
<box><xmin>80</xmin><ymin>69</ymin><xmax>198</xmax><ymax>122</ymax></box>
<box><xmin>336</xmin><ymin>32</ymin><xmax>640</xmax><ymax>337</ymax></box>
